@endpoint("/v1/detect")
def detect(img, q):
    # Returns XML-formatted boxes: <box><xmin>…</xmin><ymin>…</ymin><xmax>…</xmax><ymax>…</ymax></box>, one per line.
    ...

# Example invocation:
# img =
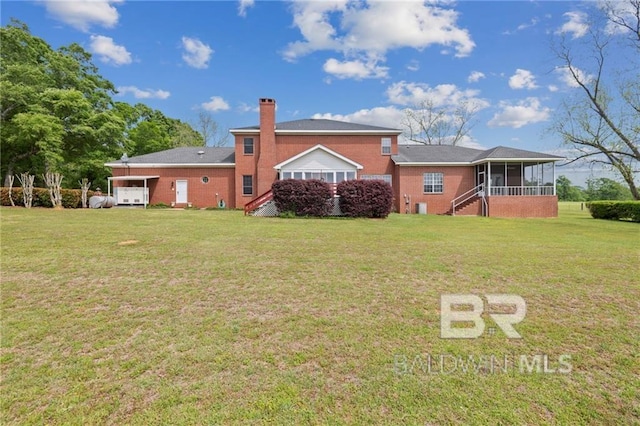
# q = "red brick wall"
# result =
<box><xmin>395</xmin><ymin>165</ymin><xmax>477</xmax><ymax>214</ymax></box>
<box><xmin>233</xmin><ymin>132</ymin><xmax>399</xmax><ymax>209</ymax></box>
<box><xmin>234</xmin><ymin>133</ymin><xmax>258</xmax><ymax>208</ymax></box>
<box><xmin>487</xmin><ymin>196</ymin><xmax>558</xmax><ymax>218</ymax></box>
<box><xmin>275</xmin><ymin>134</ymin><xmax>397</xmax><ymax>176</ymax></box>
<box><xmin>112</xmin><ymin>167</ymin><xmax>235</xmax><ymax>208</ymax></box>
<box><xmin>257</xmin><ymin>98</ymin><xmax>277</xmax><ymax>196</ymax></box>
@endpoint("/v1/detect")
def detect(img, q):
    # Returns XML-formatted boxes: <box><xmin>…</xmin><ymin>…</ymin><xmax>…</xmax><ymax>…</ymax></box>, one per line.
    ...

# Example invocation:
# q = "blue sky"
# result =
<box><xmin>1</xmin><ymin>0</ymin><xmax>624</xmax><ymax>185</ymax></box>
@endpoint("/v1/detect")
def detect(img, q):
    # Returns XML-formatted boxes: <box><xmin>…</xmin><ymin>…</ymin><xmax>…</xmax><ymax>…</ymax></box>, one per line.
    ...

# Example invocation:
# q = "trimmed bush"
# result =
<box><xmin>272</xmin><ymin>179</ymin><xmax>333</xmax><ymax>217</ymax></box>
<box><xmin>337</xmin><ymin>180</ymin><xmax>394</xmax><ymax>218</ymax></box>
<box><xmin>1</xmin><ymin>187</ymin><xmax>93</xmax><ymax>208</ymax></box>
<box><xmin>586</xmin><ymin>200</ymin><xmax>640</xmax><ymax>222</ymax></box>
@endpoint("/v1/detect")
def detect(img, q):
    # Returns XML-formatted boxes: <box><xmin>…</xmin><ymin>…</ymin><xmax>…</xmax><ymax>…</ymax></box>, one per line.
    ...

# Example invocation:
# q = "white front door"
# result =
<box><xmin>176</xmin><ymin>180</ymin><xmax>188</xmax><ymax>204</ymax></box>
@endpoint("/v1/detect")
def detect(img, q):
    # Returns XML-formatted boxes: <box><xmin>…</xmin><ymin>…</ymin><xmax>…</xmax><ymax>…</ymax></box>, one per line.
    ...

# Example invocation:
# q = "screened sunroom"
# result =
<box><xmin>475</xmin><ymin>161</ymin><xmax>556</xmax><ymax>197</ymax></box>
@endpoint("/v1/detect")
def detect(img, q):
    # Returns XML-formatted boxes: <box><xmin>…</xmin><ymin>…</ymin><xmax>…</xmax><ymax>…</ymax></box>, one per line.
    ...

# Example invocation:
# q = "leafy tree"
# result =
<box><xmin>112</xmin><ymin>102</ymin><xmax>204</xmax><ymax>156</ymax></box>
<box><xmin>551</xmin><ymin>1</ymin><xmax>640</xmax><ymax>199</ymax></box>
<box><xmin>1</xmin><ymin>19</ymin><xmax>124</xmax><ymax>188</ymax></box>
<box><xmin>585</xmin><ymin>177</ymin><xmax>633</xmax><ymax>201</ymax></box>
<box><xmin>556</xmin><ymin>175</ymin><xmax>586</xmax><ymax>201</ymax></box>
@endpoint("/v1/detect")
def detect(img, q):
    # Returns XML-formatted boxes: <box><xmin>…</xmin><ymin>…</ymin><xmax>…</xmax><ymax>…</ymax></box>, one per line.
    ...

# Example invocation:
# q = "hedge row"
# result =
<box><xmin>337</xmin><ymin>180</ymin><xmax>394</xmax><ymax>218</ymax></box>
<box><xmin>586</xmin><ymin>200</ymin><xmax>640</xmax><ymax>222</ymax></box>
<box><xmin>272</xmin><ymin>179</ymin><xmax>333</xmax><ymax>217</ymax></box>
<box><xmin>0</xmin><ymin>187</ymin><xmax>94</xmax><ymax>208</ymax></box>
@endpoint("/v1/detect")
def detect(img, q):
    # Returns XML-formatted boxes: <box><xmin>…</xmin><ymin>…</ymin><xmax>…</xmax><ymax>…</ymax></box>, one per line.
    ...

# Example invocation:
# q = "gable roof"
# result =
<box><xmin>273</xmin><ymin>144</ymin><xmax>364</xmax><ymax>170</ymax></box>
<box><xmin>392</xmin><ymin>145</ymin><xmax>563</xmax><ymax>165</ymax></box>
<box><xmin>474</xmin><ymin>146</ymin><xmax>563</xmax><ymax>161</ymax></box>
<box><xmin>230</xmin><ymin>118</ymin><xmax>402</xmax><ymax>135</ymax></box>
<box><xmin>104</xmin><ymin>147</ymin><xmax>235</xmax><ymax>167</ymax></box>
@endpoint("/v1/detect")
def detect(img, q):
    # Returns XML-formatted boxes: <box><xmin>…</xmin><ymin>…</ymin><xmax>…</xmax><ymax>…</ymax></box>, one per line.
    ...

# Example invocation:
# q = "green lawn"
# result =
<box><xmin>1</xmin><ymin>203</ymin><xmax>638</xmax><ymax>424</ymax></box>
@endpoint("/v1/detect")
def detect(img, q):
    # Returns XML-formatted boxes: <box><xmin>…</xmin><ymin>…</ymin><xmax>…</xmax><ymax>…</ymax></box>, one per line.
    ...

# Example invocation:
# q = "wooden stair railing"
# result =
<box><xmin>243</xmin><ymin>189</ymin><xmax>274</xmax><ymax>215</ymax></box>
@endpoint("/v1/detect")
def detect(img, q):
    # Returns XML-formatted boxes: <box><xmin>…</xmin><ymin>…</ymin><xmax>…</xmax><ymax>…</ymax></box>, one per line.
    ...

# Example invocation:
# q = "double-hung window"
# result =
<box><xmin>243</xmin><ymin>138</ymin><xmax>254</xmax><ymax>155</ymax></box>
<box><xmin>242</xmin><ymin>175</ymin><xmax>253</xmax><ymax>195</ymax></box>
<box><xmin>423</xmin><ymin>173</ymin><xmax>443</xmax><ymax>193</ymax></box>
<box><xmin>381</xmin><ymin>138</ymin><xmax>391</xmax><ymax>155</ymax></box>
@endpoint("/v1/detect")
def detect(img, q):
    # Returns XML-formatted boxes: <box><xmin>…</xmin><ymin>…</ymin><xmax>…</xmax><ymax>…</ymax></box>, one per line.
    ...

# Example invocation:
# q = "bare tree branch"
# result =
<box><xmin>551</xmin><ymin>0</ymin><xmax>640</xmax><ymax>199</ymax></box>
<box><xmin>401</xmin><ymin>99</ymin><xmax>479</xmax><ymax>146</ymax></box>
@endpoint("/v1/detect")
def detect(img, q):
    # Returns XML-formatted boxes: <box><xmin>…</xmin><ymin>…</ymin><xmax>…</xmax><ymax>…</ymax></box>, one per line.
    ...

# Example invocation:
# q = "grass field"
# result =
<box><xmin>1</xmin><ymin>203</ymin><xmax>639</xmax><ymax>424</ymax></box>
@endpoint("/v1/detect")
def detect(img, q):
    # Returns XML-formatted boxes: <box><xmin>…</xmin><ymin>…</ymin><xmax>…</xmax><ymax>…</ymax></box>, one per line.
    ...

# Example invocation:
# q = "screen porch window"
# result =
<box><xmin>423</xmin><ymin>173</ymin><xmax>443</xmax><ymax>193</ymax></box>
<box><xmin>242</xmin><ymin>175</ymin><xmax>253</xmax><ymax>195</ymax></box>
<box><xmin>281</xmin><ymin>171</ymin><xmax>356</xmax><ymax>182</ymax></box>
<box><xmin>243</xmin><ymin>138</ymin><xmax>254</xmax><ymax>155</ymax></box>
<box><xmin>381</xmin><ymin>138</ymin><xmax>391</xmax><ymax>155</ymax></box>
<box><xmin>361</xmin><ymin>174</ymin><xmax>392</xmax><ymax>185</ymax></box>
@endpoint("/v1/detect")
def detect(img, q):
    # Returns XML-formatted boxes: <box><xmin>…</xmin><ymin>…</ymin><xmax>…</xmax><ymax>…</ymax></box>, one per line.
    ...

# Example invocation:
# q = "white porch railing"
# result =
<box><xmin>489</xmin><ymin>186</ymin><xmax>555</xmax><ymax>196</ymax></box>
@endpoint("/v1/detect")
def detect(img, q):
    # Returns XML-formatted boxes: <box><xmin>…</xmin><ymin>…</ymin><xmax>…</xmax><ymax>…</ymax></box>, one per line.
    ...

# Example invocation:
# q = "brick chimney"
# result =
<box><xmin>256</xmin><ymin>98</ymin><xmax>277</xmax><ymax>195</ymax></box>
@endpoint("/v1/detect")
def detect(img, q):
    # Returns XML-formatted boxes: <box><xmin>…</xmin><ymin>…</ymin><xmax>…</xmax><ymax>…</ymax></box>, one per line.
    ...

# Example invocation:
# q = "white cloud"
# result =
<box><xmin>386</xmin><ymin>81</ymin><xmax>489</xmax><ymax>112</ymax></box>
<box><xmin>41</xmin><ymin>0</ymin><xmax>122</xmax><ymax>32</ymax></box>
<box><xmin>323</xmin><ymin>57</ymin><xmax>389</xmax><ymax>79</ymax></box>
<box><xmin>90</xmin><ymin>35</ymin><xmax>131</xmax><ymax>66</ymax></box>
<box><xmin>467</xmin><ymin>71</ymin><xmax>485</xmax><ymax>83</ymax></box>
<box><xmin>517</xmin><ymin>17</ymin><xmax>539</xmax><ymax>32</ymax></box>
<box><xmin>557</xmin><ymin>11</ymin><xmax>588</xmax><ymax>39</ymax></box>
<box><xmin>181</xmin><ymin>36</ymin><xmax>213</xmax><ymax>69</ymax></box>
<box><xmin>508</xmin><ymin>69</ymin><xmax>538</xmax><ymax>90</ymax></box>
<box><xmin>406</xmin><ymin>60</ymin><xmax>420</xmax><ymax>72</ymax></box>
<box><xmin>548</xmin><ymin>85</ymin><xmax>559</xmax><ymax>92</ymax></box>
<box><xmin>238</xmin><ymin>0</ymin><xmax>254</xmax><ymax>17</ymax></box>
<box><xmin>238</xmin><ymin>102</ymin><xmax>259</xmax><ymax>113</ymax></box>
<box><xmin>554</xmin><ymin>66</ymin><xmax>593</xmax><ymax>88</ymax></box>
<box><xmin>313</xmin><ymin>106</ymin><xmax>404</xmax><ymax>129</ymax></box>
<box><xmin>282</xmin><ymin>1</ymin><xmax>474</xmax><ymax>79</ymax></box>
<box><xmin>117</xmin><ymin>86</ymin><xmax>170</xmax><ymax>100</ymax></box>
<box><xmin>202</xmin><ymin>96</ymin><xmax>230</xmax><ymax>112</ymax></box>
<box><xmin>487</xmin><ymin>97</ymin><xmax>551</xmax><ymax>128</ymax></box>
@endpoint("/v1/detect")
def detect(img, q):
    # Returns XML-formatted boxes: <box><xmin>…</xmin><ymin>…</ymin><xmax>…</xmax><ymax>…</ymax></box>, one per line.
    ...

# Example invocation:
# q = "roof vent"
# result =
<box><xmin>197</xmin><ymin>150</ymin><xmax>205</xmax><ymax>158</ymax></box>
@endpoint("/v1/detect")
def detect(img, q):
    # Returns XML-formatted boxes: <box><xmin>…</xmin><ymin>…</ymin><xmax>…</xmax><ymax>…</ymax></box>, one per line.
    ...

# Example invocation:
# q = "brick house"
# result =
<box><xmin>106</xmin><ymin>98</ymin><xmax>562</xmax><ymax>217</ymax></box>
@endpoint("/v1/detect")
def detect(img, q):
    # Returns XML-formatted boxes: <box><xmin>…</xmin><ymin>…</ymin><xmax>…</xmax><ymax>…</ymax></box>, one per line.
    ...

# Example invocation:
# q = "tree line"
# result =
<box><xmin>0</xmin><ymin>19</ymin><xmax>227</xmax><ymax>191</ymax></box>
<box><xmin>556</xmin><ymin>176</ymin><xmax>634</xmax><ymax>202</ymax></box>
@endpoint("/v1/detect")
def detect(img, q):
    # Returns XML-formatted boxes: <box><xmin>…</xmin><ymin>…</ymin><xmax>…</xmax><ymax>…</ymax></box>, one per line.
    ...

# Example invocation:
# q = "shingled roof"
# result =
<box><xmin>105</xmin><ymin>147</ymin><xmax>235</xmax><ymax>166</ymax></box>
<box><xmin>475</xmin><ymin>146</ymin><xmax>563</xmax><ymax>161</ymax></box>
<box><xmin>392</xmin><ymin>145</ymin><xmax>563</xmax><ymax>164</ymax></box>
<box><xmin>392</xmin><ymin>145</ymin><xmax>485</xmax><ymax>163</ymax></box>
<box><xmin>231</xmin><ymin>118</ymin><xmax>402</xmax><ymax>134</ymax></box>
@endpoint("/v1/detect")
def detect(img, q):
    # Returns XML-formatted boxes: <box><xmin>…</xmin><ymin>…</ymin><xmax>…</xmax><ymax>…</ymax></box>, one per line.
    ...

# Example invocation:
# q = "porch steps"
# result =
<box><xmin>448</xmin><ymin>196</ymin><xmax>481</xmax><ymax>216</ymax></box>
<box><xmin>244</xmin><ymin>189</ymin><xmax>274</xmax><ymax>215</ymax></box>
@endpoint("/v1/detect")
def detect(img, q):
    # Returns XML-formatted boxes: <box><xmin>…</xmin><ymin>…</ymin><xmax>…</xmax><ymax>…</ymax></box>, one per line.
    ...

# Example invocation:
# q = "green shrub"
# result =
<box><xmin>0</xmin><ymin>187</ymin><xmax>92</xmax><ymax>208</ymax></box>
<box><xmin>586</xmin><ymin>200</ymin><xmax>640</xmax><ymax>222</ymax></box>
<box><xmin>148</xmin><ymin>202</ymin><xmax>171</xmax><ymax>209</ymax></box>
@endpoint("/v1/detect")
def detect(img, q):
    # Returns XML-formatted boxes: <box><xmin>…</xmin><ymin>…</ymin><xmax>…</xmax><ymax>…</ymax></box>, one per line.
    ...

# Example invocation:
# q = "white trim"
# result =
<box><xmin>230</xmin><ymin>128</ymin><xmax>401</xmax><ymax>136</ymax></box>
<box><xmin>275</xmin><ymin>129</ymin><xmax>401</xmax><ymax>135</ymax></box>
<box><xmin>395</xmin><ymin>162</ymin><xmax>472</xmax><ymax>166</ymax></box>
<box><xmin>105</xmin><ymin>163</ymin><xmax>235</xmax><ymax>168</ymax></box>
<box><xmin>395</xmin><ymin>158</ymin><xmax>561</xmax><ymax>166</ymax></box>
<box><xmin>229</xmin><ymin>128</ymin><xmax>260</xmax><ymax>134</ymax></box>
<box><xmin>108</xmin><ymin>175</ymin><xmax>160</xmax><ymax>181</ymax></box>
<box><xmin>472</xmin><ymin>157</ymin><xmax>562</xmax><ymax>164</ymax></box>
<box><xmin>273</xmin><ymin>144</ymin><xmax>363</xmax><ymax>170</ymax></box>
